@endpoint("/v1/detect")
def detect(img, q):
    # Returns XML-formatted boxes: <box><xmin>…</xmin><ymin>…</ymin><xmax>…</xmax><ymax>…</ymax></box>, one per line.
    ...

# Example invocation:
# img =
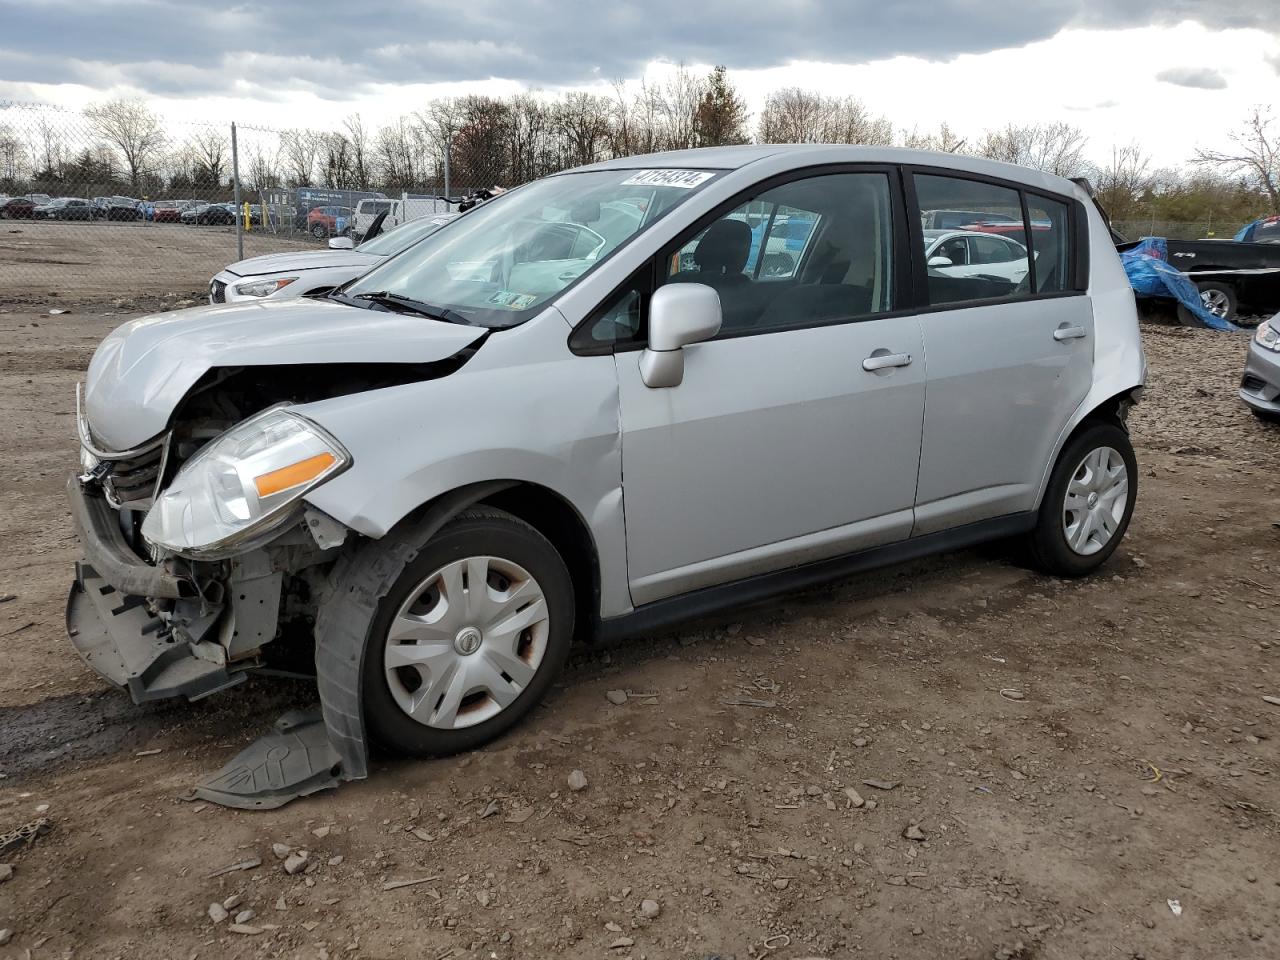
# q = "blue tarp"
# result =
<box><xmin>1120</xmin><ymin>237</ymin><xmax>1238</xmax><ymax>331</ymax></box>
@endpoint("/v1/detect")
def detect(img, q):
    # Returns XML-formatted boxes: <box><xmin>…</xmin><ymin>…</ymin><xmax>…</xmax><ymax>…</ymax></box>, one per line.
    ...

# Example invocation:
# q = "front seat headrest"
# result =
<box><xmin>694</xmin><ymin>218</ymin><xmax>752</xmax><ymax>276</ymax></box>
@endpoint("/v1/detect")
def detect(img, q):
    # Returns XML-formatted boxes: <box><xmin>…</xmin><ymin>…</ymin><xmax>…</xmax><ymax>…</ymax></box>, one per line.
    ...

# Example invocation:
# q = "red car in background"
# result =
<box><xmin>153</xmin><ymin>200</ymin><xmax>191</xmax><ymax>223</ymax></box>
<box><xmin>305</xmin><ymin>205</ymin><xmax>354</xmax><ymax>239</ymax></box>
<box><xmin>0</xmin><ymin>197</ymin><xmax>36</xmax><ymax>219</ymax></box>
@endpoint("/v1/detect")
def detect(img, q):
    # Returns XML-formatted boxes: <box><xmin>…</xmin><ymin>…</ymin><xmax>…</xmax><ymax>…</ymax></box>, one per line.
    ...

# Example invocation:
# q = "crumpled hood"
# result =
<box><xmin>84</xmin><ymin>298</ymin><xmax>484</xmax><ymax>451</ymax></box>
<box><xmin>222</xmin><ymin>248</ymin><xmax>382</xmax><ymax>277</ymax></box>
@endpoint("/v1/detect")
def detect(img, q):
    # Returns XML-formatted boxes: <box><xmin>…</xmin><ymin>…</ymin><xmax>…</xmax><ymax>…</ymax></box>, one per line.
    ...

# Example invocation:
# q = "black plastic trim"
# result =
<box><xmin>596</xmin><ymin>512</ymin><xmax>1036</xmax><ymax>642</ymax></box>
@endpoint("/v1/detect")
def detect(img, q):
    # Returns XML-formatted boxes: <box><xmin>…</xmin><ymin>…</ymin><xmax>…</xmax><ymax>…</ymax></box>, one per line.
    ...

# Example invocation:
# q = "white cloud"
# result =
<box><xmin>3</xmin><ymin>21</ymin><xmax>1277</xmax><ymax>169</ymax></box>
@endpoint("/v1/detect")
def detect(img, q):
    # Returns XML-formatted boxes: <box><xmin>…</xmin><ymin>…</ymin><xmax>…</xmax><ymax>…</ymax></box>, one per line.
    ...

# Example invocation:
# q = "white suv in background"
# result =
<box><xmin>353</xmin><ymin>197</ymin><xmax>452</xmax><ymax>241</ymax></box>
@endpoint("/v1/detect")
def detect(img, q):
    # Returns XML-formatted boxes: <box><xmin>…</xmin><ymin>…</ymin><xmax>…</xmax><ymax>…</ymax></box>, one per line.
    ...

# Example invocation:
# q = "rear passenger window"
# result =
<box><xmin>662</xmin><ymin>172</ymin><xmax>895</xmax><ymax>336</ymax></box>
<box><xmin>916</xmin><ymin>175</ymin><xmax>1030</xmax><ymax>306</ymax></box>
<box><xmin>1026</xmin><ymin>196</ymin><xmax>1071</xmax><ymax>293</ymax></box>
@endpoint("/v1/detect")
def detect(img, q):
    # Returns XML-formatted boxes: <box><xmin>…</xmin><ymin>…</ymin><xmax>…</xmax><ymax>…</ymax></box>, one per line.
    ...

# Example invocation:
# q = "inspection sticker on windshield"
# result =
<box><xmin>621</xmin><ymin>169</ymin><xmax>715</xmax><ymax>189</ymax></box>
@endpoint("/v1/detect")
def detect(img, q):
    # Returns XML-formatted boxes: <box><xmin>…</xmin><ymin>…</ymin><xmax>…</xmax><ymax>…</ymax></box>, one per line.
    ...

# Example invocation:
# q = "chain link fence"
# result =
<box><xmin>0</xmin><ymin>101</ymin><xmax>510</xmax><ymax>302</ymax></box>
<box><xmin>0</xmin><ymin>98</ymin><xmax>1261</xmax><ymax>302</ymax></box>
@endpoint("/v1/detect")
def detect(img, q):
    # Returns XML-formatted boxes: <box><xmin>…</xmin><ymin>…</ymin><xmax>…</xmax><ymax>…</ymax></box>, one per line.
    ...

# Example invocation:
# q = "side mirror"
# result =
<box><xmin>328</xmin><ymin>236</ymin><xmax>354</xmax><ymax>250</ymax></box>
<box><xmin>928</xmin><ymin>255</ymin><xmax>953</xmax><ymax>268</ymax></box>
<box><xmin>639</xmin><ymin>283</ymin><xmax>722</xmax><ymax>388</ymax></box>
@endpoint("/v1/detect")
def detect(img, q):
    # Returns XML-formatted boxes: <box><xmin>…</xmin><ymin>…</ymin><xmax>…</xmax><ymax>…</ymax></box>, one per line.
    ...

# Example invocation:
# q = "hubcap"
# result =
<box><xmin>1062</xmin><ymin>446</ymin><xmax>1129</xmax><ymax>556</ymax></box>
<box><xmin>1200</xmin><ymin>289</ymin><xmax>1230</xmax><ymax>318</ymax></box>
<box><xmin>383</xmin><ymin>556</ymin><xmax>549</xmax><ymax>730</ymax></box>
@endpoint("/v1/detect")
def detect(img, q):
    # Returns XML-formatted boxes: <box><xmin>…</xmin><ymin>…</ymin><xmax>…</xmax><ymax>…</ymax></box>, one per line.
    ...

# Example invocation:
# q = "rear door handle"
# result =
<box><xmin>862</xmin><ymin>352</ymin><xmax>912</xmax><ymax>371</ymax></box>
<box><xmin>1053</xmin><ymin>325</ymin><xmax>1087</xmax><ymax>341</ymax></box>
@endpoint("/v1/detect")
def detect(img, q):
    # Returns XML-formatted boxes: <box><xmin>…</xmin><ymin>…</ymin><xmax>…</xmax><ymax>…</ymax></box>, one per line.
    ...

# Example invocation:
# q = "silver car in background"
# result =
<box><xmin>1241</xmin><ymin>313</ymin><xmax>1280</xmax><ymax>420</ymax></box>
<box><xmin>208</xmin><ymin>214</ymin><xmax>457</xmax><ymax>303</ymax></box>
<box><xmin>68</xmin><ymin>145</ymin><xmax>1145</xmax><ymax>802</ymax></box>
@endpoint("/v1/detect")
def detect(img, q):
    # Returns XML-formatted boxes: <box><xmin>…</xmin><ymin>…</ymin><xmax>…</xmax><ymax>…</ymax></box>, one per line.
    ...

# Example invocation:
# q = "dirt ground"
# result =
<box><xmin>0</xmin><ymin>277</ymin><xmax>1277</xmax><ymax>960</ymax></box>
<box><xmin>0</xmin><ymin>219</ymin><xmax>316</xmax><ymax>301</ymax></box>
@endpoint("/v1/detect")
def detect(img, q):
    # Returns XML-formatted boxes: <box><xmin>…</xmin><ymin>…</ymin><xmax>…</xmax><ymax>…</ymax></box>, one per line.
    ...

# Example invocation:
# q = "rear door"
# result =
<box><xmin>909</xmin><ymin>172</ymin><xmax>1093</xmax><ymax>534</ymax></box>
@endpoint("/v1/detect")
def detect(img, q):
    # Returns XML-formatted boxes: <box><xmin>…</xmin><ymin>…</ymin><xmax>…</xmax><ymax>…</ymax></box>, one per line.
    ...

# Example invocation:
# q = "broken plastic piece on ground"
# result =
<box><xmin>194</xmin><ymin>709</ymin><xmax>348</xmax><ymax>810</ymax></box>
<box><xmin>0</xmin><ymin>817</ymin><xmax>53</xmax><ymax>856</ymax></box>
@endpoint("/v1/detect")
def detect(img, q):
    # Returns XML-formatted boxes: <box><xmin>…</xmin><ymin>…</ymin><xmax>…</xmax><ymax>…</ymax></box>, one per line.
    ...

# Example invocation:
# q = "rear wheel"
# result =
<box><xmin>311</xmin><ymin>223</ymin><xmax>327</xmax><ymax>240</ymax></box>
<box><xmin>345</xmin><ymin>508</ymin><xmax>575</xmax><ymax>757</ymax></box>
<box><xmin>1025</xmin><ymin>421</ymin><xmax>1137</xmax><ymax>577</ymax></box>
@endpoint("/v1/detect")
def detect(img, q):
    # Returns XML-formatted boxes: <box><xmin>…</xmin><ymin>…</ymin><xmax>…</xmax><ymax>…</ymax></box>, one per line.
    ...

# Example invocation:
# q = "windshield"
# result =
<box><xmin>345</xmin><ymin>168</ymin><xmax>720</xmax><ymax>328</ymax></box>
<box><xmin>357</xmin><ymin>215</ymin><xmax>455</xmax><ymax>256</ymax></box>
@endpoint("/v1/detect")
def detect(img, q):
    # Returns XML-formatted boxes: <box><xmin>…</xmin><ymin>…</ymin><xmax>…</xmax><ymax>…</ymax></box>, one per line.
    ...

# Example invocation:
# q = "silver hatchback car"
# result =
<box><xmin>68</xmin><ymin>146</ymin><xmax>1145</xmax><ymax>799</ymax></box>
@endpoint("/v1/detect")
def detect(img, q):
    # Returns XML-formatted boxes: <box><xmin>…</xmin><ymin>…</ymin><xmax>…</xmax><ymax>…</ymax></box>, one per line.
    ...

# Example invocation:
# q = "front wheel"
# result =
<box><xmin>325</xmin><ymin>508</ymin><xmax>575</xmax><ymax>758</ymax></box>
<box><xmin>1025</xmin><ymin>421</ymin><xmax>1137</xmax><ymax>577</ymax></box>
<box><xmin>311</xmin><ymin>223</ymin><xmax>327</xmax><ymax>240</ymax></box>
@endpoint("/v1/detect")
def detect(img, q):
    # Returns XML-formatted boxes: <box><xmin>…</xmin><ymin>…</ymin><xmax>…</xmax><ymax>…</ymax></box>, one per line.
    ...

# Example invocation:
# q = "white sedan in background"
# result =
<box><xmin>209</xmin><ymin>214</ymin><xmax>457</xmax><ymax>304</ymax></box>
<box><xmin>923</xmin><ymin>229</ymin><xmax>1031</xmax><ymax>285</ymax></box>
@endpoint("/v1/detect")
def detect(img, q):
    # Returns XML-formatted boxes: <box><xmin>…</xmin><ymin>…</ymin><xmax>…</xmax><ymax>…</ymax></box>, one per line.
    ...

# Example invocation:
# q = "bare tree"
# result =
<box><xmin>654</xmin><ymin>64</ymin><xmax>706</xmax><ymax>150</ymax></box>
<box><xmin>900</xmin><ymin>122</ymin><xmax>966</xmax><ymax>153</ymax></box>
<box><xmin>278</xmin><ymin>129</ymin><xmax>322</xmax><ymax>187</ymax></box>
<box><xmin>377</xmin><ymin>116</ymin><xmax>429</xmax><ymax>190</ymax></box>
<box><xmin>977</xmin><ymin>122</ymin><xmax>1088</xmax><ymax>177</ymax></box>
<box><xmin>84</xmin><ymin>97</ymin><xmax>166</xmax><ymax>189</ymax></box>
<box><xmin>0</xmin><ymin>123</ymin><xmax>27</xmax><ymax>184</ymax></box>
<box><xmin>190</xmin><ymin>127</ymin><xmax>228</xmax><ymax>187</ymax></box>
<box><xmin>244</xmin><ymin>143</ymin><xmax>281</xmax><ymax>191</ymax></box>
<box><xmin>555</xmin><ymin>92</ymin><xmax>612</xmax><ymax>169</ymax></box>
<box><xmin>342</xmin><ymin>114</ymin><xmax>372</xmax><ymax>188</ymax></box>
<box><xmin>506</xmin><ymin>93</ymin><xmax>553</xmax><ymax>183</ymax></box>
<box><xmin>1194</xmin><ymin>106</ymin><xmax>1280</xmax><ymax>215</ymax></box>
<box><xmin>1093</xmin><ymin>143</ymin><xmax>1154</xmax><ymax>221</ymax></box>
<box><xmin>757</xmin><ymin>89</ymin><xmax>891</xmax><ymax>145</ymax></box>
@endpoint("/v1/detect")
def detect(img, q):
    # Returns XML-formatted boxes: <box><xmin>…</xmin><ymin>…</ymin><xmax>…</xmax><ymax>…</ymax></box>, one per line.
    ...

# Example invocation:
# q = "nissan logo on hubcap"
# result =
<box><xmin>454</xmin><ymin>627</ymin><xmax>483</xmax><ymax>656</ymax></box>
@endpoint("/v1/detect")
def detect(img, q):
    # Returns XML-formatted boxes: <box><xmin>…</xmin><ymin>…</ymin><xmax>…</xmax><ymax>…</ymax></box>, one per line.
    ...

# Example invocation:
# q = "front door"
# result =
<box><xmin>613</xmin><ymin>170</ymin><xmax>927</xmax><ymax>606</ymax></box>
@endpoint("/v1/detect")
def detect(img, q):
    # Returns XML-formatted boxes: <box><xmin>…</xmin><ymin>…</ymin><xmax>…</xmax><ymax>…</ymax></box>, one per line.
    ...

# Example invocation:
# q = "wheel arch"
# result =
<box><xmin>376</xmin><ymin>479</ymin><xmax>603</xmax><ymax>645</ymax></box>
<box><xmin>1033</xmin><ymin>385</ymin><xmax>1143</xmax><ymax>510</ymax></box>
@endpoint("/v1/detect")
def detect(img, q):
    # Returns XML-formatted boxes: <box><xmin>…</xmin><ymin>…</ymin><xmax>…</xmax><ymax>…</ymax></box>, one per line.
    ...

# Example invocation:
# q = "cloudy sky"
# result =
<box><xmin>1</xmin><ymin>0</ymin><xmax>1277</xmax><ymax>167</ymax></box>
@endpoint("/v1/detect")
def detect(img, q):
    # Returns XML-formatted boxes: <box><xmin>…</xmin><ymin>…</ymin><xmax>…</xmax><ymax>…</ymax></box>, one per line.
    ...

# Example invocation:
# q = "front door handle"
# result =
<box><xmin>1053</xmin><ymin>325</ymin><xmax>1087</xmax><ymax>341</ymax></box>
<box><xmin>862</xmin><ymin>352</ymin><xmax>912</xmax><ymax>372</ymax></box>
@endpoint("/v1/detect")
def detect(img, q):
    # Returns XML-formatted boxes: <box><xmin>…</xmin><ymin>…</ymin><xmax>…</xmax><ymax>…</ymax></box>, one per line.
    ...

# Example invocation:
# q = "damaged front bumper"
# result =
<box><xmin>65</xmin><ymin>476</ymin><xmax>245</xmax><ymax>703</ymax></box>
<box><xmin>65</xmin><ymin>474</ymin><xmax>361</xmax><ymax>809</ymax></box>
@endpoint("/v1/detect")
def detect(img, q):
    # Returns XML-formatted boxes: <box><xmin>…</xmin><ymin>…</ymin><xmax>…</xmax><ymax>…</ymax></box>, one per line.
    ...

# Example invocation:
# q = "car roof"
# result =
<box><xmin>572</xmin><ymin>144</ymin><xmax>1081</xmax><ymax>194</ymax></box>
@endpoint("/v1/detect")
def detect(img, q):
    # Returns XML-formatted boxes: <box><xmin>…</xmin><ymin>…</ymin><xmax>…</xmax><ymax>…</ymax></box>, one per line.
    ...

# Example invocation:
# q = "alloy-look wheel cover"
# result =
<box><xmin>1200</xmin><ymin>288</ymin><xmax>1231</xmax><ymax>319</ymax></box>
<box><xmin>383</xmin><ymin>555</ymin><xmax>550</xmax><ymax>729</ymax></box>
<box><xmin>1062</xmin><ymin>446</ymin><xmax>1129</xmax><ymax>556</ymax></box>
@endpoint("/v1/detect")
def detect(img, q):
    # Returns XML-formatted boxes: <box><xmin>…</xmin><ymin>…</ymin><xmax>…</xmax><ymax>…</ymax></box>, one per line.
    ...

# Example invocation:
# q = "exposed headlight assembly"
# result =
<box><xmin>235</xmin><ymin>277</ymin><xmax>297</xmax><ymax>297</ymax></box>
<box><xmin>142</xmin><ymin>408</ymin><xmax>350</xmax><ymax>559</ymax></box>
<box><xmin>1255</xmin><ymin>317</ymin><xmax>1280</xmax><ymax>353</ymax></box>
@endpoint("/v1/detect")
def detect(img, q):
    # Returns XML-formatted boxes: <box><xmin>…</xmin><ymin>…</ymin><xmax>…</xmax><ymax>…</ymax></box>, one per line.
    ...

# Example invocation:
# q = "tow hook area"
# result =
<box><xmin>193</xmin><ymin>709</ymin><xmax>345</xmax><ymax>810</ymax></box>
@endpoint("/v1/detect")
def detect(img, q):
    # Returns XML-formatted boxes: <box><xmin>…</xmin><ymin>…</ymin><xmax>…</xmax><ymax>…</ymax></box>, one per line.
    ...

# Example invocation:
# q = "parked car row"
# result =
<box><xmin>0</xmin><ymin>194</ymin><xmax>274</xmax><ymax>227</ymax></box>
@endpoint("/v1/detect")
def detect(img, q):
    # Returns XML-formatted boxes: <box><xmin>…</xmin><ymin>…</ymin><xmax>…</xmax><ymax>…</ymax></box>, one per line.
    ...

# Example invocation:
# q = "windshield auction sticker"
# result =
<box><xmin>621</xmin><ymin>169</ymin><xmax>715</xmax><ymax>189</ymax></box>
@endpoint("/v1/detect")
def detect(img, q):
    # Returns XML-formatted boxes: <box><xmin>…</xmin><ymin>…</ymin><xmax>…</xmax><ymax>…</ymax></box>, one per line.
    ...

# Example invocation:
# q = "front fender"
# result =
<box><xmin>294</xmin><ymin>316</ymin><xmax>631</xmax><ymax>616</ymax></box>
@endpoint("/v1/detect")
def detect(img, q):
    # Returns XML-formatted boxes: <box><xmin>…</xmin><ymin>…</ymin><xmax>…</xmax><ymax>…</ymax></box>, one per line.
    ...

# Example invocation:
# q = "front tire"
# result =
<box><xmin>326</xmin><ymin>508</ymin><xmax>575</xmax><ymax>758</ymax></box>
<box><xmin>1026</xmin><ymin>421</ymin><xmax>1137</xmax><ymax>577</ymax></box>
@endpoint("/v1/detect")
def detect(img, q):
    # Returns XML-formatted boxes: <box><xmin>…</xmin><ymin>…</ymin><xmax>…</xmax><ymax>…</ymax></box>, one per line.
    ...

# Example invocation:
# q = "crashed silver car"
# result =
<box><xmin>68</xmin><ymin>145</ymin><xmax>1145</xmax><ymax>806</ymax></box>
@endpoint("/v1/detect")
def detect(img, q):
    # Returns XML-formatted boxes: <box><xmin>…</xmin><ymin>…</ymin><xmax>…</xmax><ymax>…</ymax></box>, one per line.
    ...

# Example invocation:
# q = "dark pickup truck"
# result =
<box><xmin>1118</xmin><ymin>234</ymin><xmax>1280</xmax><ymax>323</ymax></box>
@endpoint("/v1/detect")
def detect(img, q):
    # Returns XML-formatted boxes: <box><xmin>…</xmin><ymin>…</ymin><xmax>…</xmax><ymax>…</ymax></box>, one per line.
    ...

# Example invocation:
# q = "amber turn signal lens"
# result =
<box><xmin>253</xmin><ymin>452</ymin><xmax>336</xmax><ymax>497</ymax></box>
